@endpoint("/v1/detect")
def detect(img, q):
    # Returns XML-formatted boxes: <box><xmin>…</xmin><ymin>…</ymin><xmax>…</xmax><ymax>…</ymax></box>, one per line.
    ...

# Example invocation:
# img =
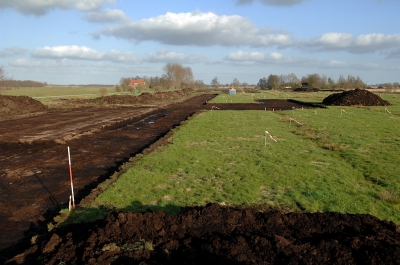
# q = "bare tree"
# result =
<box><xmin>163</xmin><ymin>63</ymin><xmax>194</xmax><ymax>89</ymax></box>
<box><xmin>0</xmin><ymin>66</ymin><xmax>12</xmax><ymax>90</ymax></box>
<box><xmin>0</xmin><ymin>66</ymin><xmax>6</xmax><ymax>81</ymax></box>
<box><xmin>287</xmin><ymin>73</ymin><xmax>299</xmax><ymax>88</ymax></box>
<box><xmin>231</xmin><ymin>78</ymin><xmax>240</xmax><ymax>88</ymax></box>
<box><xmin>211</xmin><ymin>77</ymin><xmax>220</xmax><ymax>88</ymax></box>
<box><xmin>257</xmin><ymin>77</ymin><xmax>268</xmax><ymax>90</ymax></box>
<box><xmin>267</xmin><ymin>74</ymin><xmax>279</xmax><ymax>90</ymax></box>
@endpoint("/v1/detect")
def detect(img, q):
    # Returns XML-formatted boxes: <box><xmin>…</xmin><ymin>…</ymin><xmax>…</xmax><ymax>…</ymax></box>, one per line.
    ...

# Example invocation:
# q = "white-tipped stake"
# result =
<box><xmin>341</xmin><ymin>109</ymin><xmax>346</xmax><ymax>116</ymax></box>
<box><xmin>67</xmin><ymin>146</ymin><xmax>76</xmax><ymax>209</ymax></box>
<box><xmin>265</xmin><ymin>130</ymin><xmax>278</xmax><ymax>143</ymax></box>
<box><xmin>385</xmin><ymin>108</ymin><xmax>392</xmax><ymax>114</ymax></box>
<box><xmin>68</xmin><ymin>195</ymin><xmax>72</xmax><ymax>211</ymax></box>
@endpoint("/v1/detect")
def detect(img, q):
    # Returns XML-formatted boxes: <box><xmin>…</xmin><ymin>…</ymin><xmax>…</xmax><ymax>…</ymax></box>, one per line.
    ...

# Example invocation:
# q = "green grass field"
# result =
<box><xmin>0</xmin><ymin>86</ymin><xmax>128</xmax><ymax>105</ymax></box>
<box><xmin>68</xmin><ymin>92</ymin><xmax>400</xmax><ymax>225</ymax></box>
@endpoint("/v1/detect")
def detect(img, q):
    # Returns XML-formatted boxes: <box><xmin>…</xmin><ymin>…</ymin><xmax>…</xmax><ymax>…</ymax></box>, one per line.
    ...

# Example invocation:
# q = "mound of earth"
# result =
<box><xmin>293</xmin><ymin>87</ymin><xmax>320</xmax><ymax>92</ymax></box>
<box><xmin>0</xmin><ymin>95</ymin><xmax>47</xmax><ymax>119</ymax></box>
<box><xmin>81</xmin><ymin>89</ymin><xmax>195</xmax><ymax>105</ymax></box>
<box><xmin>8</xmin><ymin>204</ymin><xmax>400</xmax><ymax>265</ymax></box>
<box><xmin>322</xmin><ymin>89</ymin><xmax>390</xmax><ymax>106</ymax></box>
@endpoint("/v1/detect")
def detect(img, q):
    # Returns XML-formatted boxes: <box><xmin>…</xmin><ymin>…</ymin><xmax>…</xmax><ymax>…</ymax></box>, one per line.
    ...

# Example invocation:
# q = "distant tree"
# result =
<box><xmin>320</xmin><ymin>75</ymin><xmax>328</xmax><ymax>89</ymax></box>
<box><xmin>211</xmin><ymin>77</ymin><xmax>220</xmax><ymax>88</ymax></box>
<box><xmin>194</xmin><ymin>79</ymin><xmax>207</xmax><ymax>90</ymax></box>
<box><xmin>337</xmin><ymin>75</ymin><xmax>346</xmax><ymax>88</ymax></box>
<box><xmin>0</xmin><ymin>67</ymin><xmax>14</xmax><ymax>90</ymax></box>
<box><xmin>393</xmin><ymin>82</ymin><xmax>399</xmax><ymax>88</ymax></box>
<box><xmin>267</xmin><ymin>74</ymin><xmax>279</xmax><ymax>90</ymax></box>
<box><xmin>257</xmin><ymin>77</ymin><xmax>268</xmax><ymax>90</ymax></box>
<box><xmin>278</xmin><ymin>75</ymin><xmax>287</xmax><ymax>89</ymax></box>
<box><xmin>231</xmin><ymin>78</ymin><xmax>240</xmax><ymax>88</ymax></box>
<box><xmin>287</xmin><ymin>73</ymin><xmax>299</xmax><ymax>88</ymax></box>
<box><xmin>242</xmin><ymin>82</ymin><xmax>248</xmax><ymax>89</ymax></box>
<box><xmin>119</xmin><ymin>77</ymin><xmax>131</xmax><ymax>87</ymax></box>
<box><xmin>303</xmin><ymin>73</ymin><xmax>321</xmax><ymax>88</ymax></box>
<box><xmin>0</xmin><ymin>66</ymin><xmax>8</xmax><ymax>82</ymax></box>
<box><xmin>354</xmin><ymin>76</ymin><xmax>365</xmax><ymax>89</ymax></box>
<box><xmin>385</xmin><ymin>83</ymin><xmax>395</xmax><ymax>93</ymax></box>
<box><xmin>327</xmin><ymin>78</ymin><xmax>335</xmax><ymax>89</ymax></box>
<box><xmin>163</xmin><ymin>63</ymin><xmax>194</xmax><ymax>89</ymax></box>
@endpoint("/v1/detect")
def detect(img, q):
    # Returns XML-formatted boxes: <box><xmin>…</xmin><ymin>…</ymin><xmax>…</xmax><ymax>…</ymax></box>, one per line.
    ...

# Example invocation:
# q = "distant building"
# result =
<box><xmin>128</xmin><ymin>79</ymin><xmax>146</xmax><ymax>87</ymax></box>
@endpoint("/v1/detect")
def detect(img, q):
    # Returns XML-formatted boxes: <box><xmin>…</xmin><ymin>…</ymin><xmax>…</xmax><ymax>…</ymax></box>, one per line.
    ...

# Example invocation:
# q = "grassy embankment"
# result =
<box><xmin>65</xmin><ymin>91</ymin><xmax>400</xmax><ymax>225</ymax></box>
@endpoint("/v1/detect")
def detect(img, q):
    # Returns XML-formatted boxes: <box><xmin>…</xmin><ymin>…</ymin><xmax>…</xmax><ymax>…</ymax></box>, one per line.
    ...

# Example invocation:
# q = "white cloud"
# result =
<box><xmin>97</xmin><ymin>11</ymin><xmax>292</xmax><ymax>47</ymax></box>
<box><xmin>299</xmin><ymin>33</ymin><xmax>400</xmax><ymax>53</ymax></box>
<box><xmin>225</xmin><ymin>50</ymin><xmax>294</xmax><ymax>65</ymax></box>
<box><xmin>224</xmin><ymin>50</ymin><xmax>265</xmax><ymax>62</ymax></box>
<box><xmin>75</xmin><ymin>0</ymin><xmax>114</xmax><ymax>11</ymax></box>
<box><xmin>234</xmin><ymin>0</ymin><xmax>309</xmax><ymax>6</ymax></box>
<box><xmin>222</xmin><ymin>50</ymin><xmax>383</xmax><ymax>71</ymax></box>
<box><xmin>145</xmin><ymin>49</ymin><xmax>207</xmax><ymax>63</ymax></box>
<box><xmin>30</xmin><ymin>45</ymin><xmax>140</xmax><ymax>63</ymax></box>
<box><xmin>0</xmin><ymin>46</ymin><xmax>28</xmax><ymax>57</ymax></box>
<box><xmin>9</xmin><ymin>58</ymin><xmax>76</xmax><ymax>68</ymax></box>
<box><xmin>31</xmin><ymin>45</ymin><xmax>102</xmax><ymax>60</ymax></box>
<box><xmin>84</xmin><ymin>8</ymin><xmax>128</xmax><ymax>23</ymax></box>
<box><xmin>0</xmin><ymin>0</ymin><xmax>114</xmax><ymax>16</ymax></box>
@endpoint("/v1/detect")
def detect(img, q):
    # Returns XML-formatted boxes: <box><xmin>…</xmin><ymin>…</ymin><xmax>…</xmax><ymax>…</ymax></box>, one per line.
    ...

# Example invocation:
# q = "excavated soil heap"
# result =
<box><xmin>0</xmin><ymin>95</ymin><xmax>47</xmax><ymax>118</ymax></box>
<box><xmin>8</xmin><ymin>204</ymin><xmax>400</xmax><ymax>265</ymax></box>
<box><xmin>322</xmin><ymin>89</ymin><xmax>390</xmax><ymax>106</ymax></box>
<box><xmin>293</xmin><ymin>87</ymin><xmax>320</xmax><ymax>92</ymax></box>
<box><xmin>81</xmin><ymin>89</ymin><xmax>195</xmax><ymax>105</ymax></box>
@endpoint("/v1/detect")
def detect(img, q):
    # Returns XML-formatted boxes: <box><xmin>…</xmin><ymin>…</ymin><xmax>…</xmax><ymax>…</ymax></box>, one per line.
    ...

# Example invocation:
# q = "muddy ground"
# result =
<box><xmin>8</xmin><ymin>203</ymin><xmax>400</xmax><ymax>265</ymax></box>
<box><xmin>1</xmin><ymin>92</ymin><xmax>399</xmax><ymax>264</ymax></box>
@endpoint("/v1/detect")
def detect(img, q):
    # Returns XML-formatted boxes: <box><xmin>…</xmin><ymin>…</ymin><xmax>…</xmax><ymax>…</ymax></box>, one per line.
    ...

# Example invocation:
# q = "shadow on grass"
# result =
<box><xmin>58</xmin><ymin>200</ymin><xmax>182</xmax><ymax>227</ymax></box>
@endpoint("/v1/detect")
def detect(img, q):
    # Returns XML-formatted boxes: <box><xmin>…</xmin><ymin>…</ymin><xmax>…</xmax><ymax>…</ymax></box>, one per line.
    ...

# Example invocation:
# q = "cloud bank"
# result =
<box><xmin>0</xmin><ymin>0</ymin><xmax>114</xmax><ymax>16</ymax></box>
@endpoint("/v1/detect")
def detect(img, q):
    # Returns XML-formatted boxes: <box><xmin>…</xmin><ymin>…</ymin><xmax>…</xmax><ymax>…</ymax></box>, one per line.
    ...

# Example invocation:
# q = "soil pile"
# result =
<box><xmin>83</xmin><ymin>89</ymin><xmax>195</xmax><ymax>105</ymax></box>
<box><xmin>293</xmin><ymin>87</ymin><xmax>320</xmax><ymax>92</ymax></box>
<box><xmin>322</xmin><ymin>89</ymin><xmax>390</xmax><ymax>106</ymax></box>
<box><xmin>0</xmin><ymin>95</ymin><xmax>47</xmax><ymax>118</ymax></box>
<box><xmin>8</xmin><ymin>204</ymin><xmax>400</xmax><ymax>265</ymax></box>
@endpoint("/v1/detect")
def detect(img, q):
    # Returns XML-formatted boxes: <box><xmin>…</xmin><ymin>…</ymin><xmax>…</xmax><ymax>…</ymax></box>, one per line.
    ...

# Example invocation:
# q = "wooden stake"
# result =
<box><xmin>67</xmin><ymin>146</ymin><xmax>76</xmax><ymax>209</ymax></box>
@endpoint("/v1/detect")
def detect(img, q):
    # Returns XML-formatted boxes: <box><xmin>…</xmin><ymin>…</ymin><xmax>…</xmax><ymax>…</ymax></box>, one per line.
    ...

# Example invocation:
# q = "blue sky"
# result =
<box><xmin>0</xmin><ymin>0</ymin><xmax>399</xmax><ymax>85</ymax></box>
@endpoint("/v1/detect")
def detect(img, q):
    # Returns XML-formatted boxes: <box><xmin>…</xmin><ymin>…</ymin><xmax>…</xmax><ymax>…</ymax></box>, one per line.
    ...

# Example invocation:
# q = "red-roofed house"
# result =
<box><xmin>128</xmin><ymin>79</ymin><xmax>146</xmax><ymax>87</ymax></box>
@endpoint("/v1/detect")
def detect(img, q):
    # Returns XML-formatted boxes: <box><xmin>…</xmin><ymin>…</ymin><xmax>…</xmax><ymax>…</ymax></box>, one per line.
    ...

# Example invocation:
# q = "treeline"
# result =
<box><xmin>116</xmin><ymin>63</ymin><xmax>209</xmax><ymax>93</ymax></box>
<box><xmin>0</xmin><ymin>79</ymin><xmax>48</xmax><ymax>89</ymax></box>
<box><xmin>257</xmin><ymin>73</ymin><xmax>371</xmax><ymax>90</ymax></box>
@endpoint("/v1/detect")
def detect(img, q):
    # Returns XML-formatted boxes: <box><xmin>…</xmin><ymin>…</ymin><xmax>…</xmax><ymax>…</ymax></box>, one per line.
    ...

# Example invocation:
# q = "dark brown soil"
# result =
<box><xmin>75</xmin><ymin>89</ymin><xmax>196</xmax><ymax>106</ymax></box>
<box><xmin>322</xmin><ymin>89</ymin><xmax>390</xmax><ymax>106</ymax></box>
<box><xmin>293</xmin><ymin>87</ymin><xmax>320</xmax><ymax>92</ymax></box>
<box><xmin>7</xmin><ymin>203</ymin><xmax>400</xmax><ymax>265</ymax></box>
<box><xmin>0</xmin><ymin>95</ymin><xmax>47</xmax><ymax>119</ymax></box>
<box><xmin>1</xmin><ymin>92</ymin><xmax>399</xmax><ymax>264</ymax></box>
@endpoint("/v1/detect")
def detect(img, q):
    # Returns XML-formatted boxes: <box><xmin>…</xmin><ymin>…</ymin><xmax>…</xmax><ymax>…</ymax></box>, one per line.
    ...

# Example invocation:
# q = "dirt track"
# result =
<box><xmin>1</xmin><ymin>93</ymin><xmax>399</xmax><ymax>264</ymax></box>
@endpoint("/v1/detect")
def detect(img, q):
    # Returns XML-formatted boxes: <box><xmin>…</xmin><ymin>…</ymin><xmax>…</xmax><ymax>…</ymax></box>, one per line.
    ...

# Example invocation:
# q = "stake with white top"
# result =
<box><xmin>265</xmin><ymin>130</ymin><xmax>278</xmax><ymax>145</ymax></box>
<box><xmin>67</xmin><ymin>146</ymin><xmax>76</xmax><ymax>209</ymax></box>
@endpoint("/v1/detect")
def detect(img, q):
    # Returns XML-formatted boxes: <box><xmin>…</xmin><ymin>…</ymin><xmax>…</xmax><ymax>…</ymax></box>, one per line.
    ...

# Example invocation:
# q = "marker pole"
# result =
<box><xmin>67</xmin><ymin>146</ymin><xmax>76</xmax><ymax>209</ymax></box>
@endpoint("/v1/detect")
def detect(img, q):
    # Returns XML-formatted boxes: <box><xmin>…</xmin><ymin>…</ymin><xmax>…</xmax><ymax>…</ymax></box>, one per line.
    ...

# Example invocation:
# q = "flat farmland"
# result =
<box><xmin>1</xmin><ymin>91</ymin><xmax>399</xmax><ymax>265</ymax></box>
